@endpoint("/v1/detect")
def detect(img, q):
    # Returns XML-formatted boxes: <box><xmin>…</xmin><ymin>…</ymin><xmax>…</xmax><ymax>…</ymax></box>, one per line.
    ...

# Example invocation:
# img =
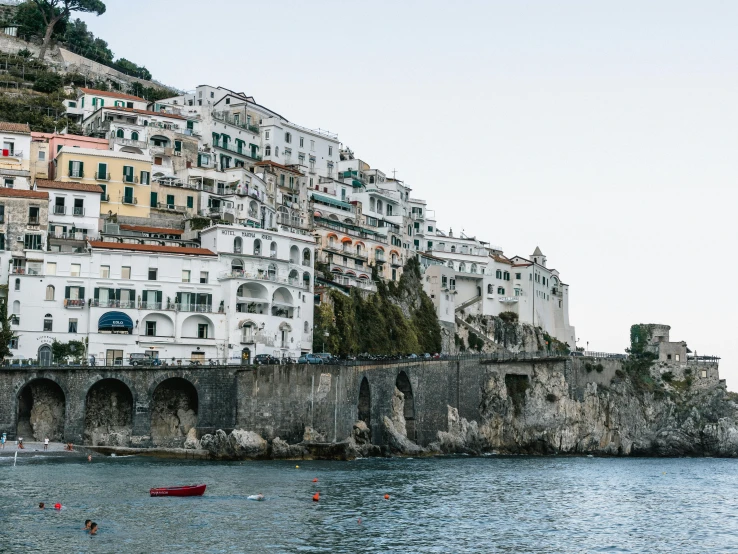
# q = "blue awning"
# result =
<box><xmin>98</xmin><ymin>311</ymin><xmax>133</xmax><ymax>331</ymax></box>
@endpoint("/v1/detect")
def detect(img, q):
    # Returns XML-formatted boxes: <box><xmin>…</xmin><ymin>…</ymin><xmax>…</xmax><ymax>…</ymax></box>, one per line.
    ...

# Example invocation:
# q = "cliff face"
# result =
<box><xmin>433</xmin><ymin>363</ymin><xmax>738</xmax><ymax>457</ymax></box>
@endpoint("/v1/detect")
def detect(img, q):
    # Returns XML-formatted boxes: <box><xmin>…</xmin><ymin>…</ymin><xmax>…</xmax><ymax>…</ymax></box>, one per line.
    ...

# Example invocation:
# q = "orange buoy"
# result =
<box><xmin>312</xmin><ymin>492</ymin><xmax>320</xmax><ymax>502</ymax></box>
<box><xmin>312</xmin><ymin>478</ymin><xmax>318</xmax><ymax>483</ymax></box>
<box><xmin>54</xmin><ymin>503</ymin><xmax>61</xmax><ymax>510</ymax></box>
<box><xmin>384</xmin><ymin>494</ymin><xmax>390</xmax><ymax>500</ymax></box>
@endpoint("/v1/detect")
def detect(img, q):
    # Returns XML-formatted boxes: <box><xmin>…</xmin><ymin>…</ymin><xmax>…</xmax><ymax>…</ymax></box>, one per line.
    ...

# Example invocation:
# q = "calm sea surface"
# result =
<box><xmin>1</xmin><ymin>455</ymin><xmax>737</xmax><ymax>553</ymax></box>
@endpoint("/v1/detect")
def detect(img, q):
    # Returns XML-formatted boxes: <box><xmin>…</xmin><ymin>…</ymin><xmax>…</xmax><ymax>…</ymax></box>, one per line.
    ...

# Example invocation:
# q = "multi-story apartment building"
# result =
<box><xmin>54</xmin><ymin>147</ymin><xmax>152</xmax><ymax>218</ymax></box>
<box><xmin>0</xmin><ymin>122</ymin><xmax>31</xmax><ymax>189</ymax></box>
<box><xmin>35</xmin><ymin>179</ymin><xmax>103</xmax><ymax>252</ymax></box>
<box><xmin>64</xmin><ymin>88</ymin><xmax>149</xmax><ymax>122</ymax></box>
<box><xmin>8</xmin><ymin>225</ymin><xmax>315</xmax><ymax>365</ymax></box>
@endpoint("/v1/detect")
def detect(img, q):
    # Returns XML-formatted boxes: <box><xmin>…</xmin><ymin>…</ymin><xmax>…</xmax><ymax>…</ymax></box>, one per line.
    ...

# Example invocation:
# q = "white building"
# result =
<box><xmin>35</xmin><ymin>180</ymin><xmax>103</xmax><ymax>249</ymax></box>
<box><xmin>66</xmin><ymin>88</ymin><xmax>149</xmax><ymax>122</ymax></box>
<box><xmin>0</xmin><ymin>122</ymin><xmax>32</xmax><ymax>190</ymax></box>
<box><xmin>7</xmin><ymin>225</ymin><xmax>315</xmax><ymax>365</ymax></box>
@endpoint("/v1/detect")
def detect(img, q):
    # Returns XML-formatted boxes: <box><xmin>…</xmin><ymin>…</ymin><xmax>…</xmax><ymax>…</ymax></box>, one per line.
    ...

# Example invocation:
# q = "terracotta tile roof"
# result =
<box><xmin>101</xmin><ymin>106</ymin><xmax>187</xmax><ymax>121</ymax></box>
<box><xmin>88</xmin><ymin>240</ymin><xmax>215</xmax><ymax>256</ymax></box>
<box><xmin>255</xmin><ymin>160</ymin><xmax>303</xmax><ymax>175</ymax></box>
<box><xmin>0</xmin><ymin>188</ymin><xmax>48</xmax><ymax>200</ymax></box>
<box><xmin>79</xmin><ymin>88</ymin><xmax>145</xmax><ymax>102</ymax></box>
<box><xmin>35</xmin><ymin>179</ymin><xmax>103</xmax><ymax>194</ymax></box>
<box><xmin>0</xmin><ymin>122</ymin><xmax>31</xmax><ymax>134</ymax></box>
<box><xmin>120</xmin><ymin>224</ymin><xmax>183</xmax><ymax>235</ymax></box>
<box><xmin>491</xmin><ymin>254</ymin><xmax>513</xmax><ymax>265</ymax></box>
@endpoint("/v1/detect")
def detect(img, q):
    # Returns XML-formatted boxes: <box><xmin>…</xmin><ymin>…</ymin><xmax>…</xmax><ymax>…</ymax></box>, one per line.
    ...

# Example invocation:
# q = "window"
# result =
<box><xmin>174</xmin><ymin>140</ymin><xmax>182</xmax><ymax>152</ymax></box>
<box><xmin>122</xmin><ymin>266</ymin><xmax>131</xmax><ymax>279</ymax></box>
<box><xmin>182</xmin><ymin>270</ymin><xmax>190</xmax><ymax>283</ymax></box>
<box><xmin>148</xmin><ymin>268</ymin><xmax>157</xmax><ymax>281</ymax></box>
<box><xmin>145</xmin><ymin>321</ymin><xmax>156</xmax><ymax>337</ymax></box>
<box><xmin>43</xmin><ymin>315</ymin><xmax>53</xmax><ymax>331</ymax></box>
<box><xmin>328</xmin><ymin>146</ymin><xmax>333</xmax><ymax>156</ymax></box>
<box><xmin>123</xmin><ymin>165</ymin><xmax>134</xmax><ymax>183</ymax></box>
<box><xmin>285</xmin><ymin>132</ymin><xmax>292</xmax><ymax>143</ymax></box>
<box><xmin>71</xmin><ymin>264</ymin><xmax>81</xmax><ymax>277</ymax></box>
<box><xmin>45</xmin><ymin>285</ymin><xmax>55</xmax><ymax>300</ymax></box>
<box><xmin>310</xmin><ymin>140</ymin><xmax>315</xmax><ymax>151</ymax></box>
<box><xmin>68</xmin><ymin>318</ymin><xmax>77</xmax><ymax>333</ymax></box>
<box><xmin>264</xmin><ymin>145</ymin><xmax>271</xmax><ymax>156</ymax></box>
<box><xmin>24</xmin><ymin>234</ymin><xmax>42</xmax><ymax>250</ymax></box>
<box><xmin>68</xmin><ymin>160</ymin><xmax>83</xmax><ymax>178</ymax></box>
<box><xmin>140</xmin><ymin>171</ymin><xmax>150</xmax><ymax>185</ymax></box>
<box><xmin>197</xmin><ymin>324</ymin><xmax>208</xmax><ymax>339</ymax></box>
<box><xmin>4</xmin><ymin>178</ymin><xmax>13</xmax><ymax>188</ymax></box>
<box><xmin>96</xmin><ymin>162</ymin><xmax>108</xmax><ymax>180</ymax></box>
<box><xmin>199</xmin><ymin>271</ymin><xmax>208</xmax><ymax>284</ymax></box>
<box><xmin>667</xmin><ymin>354</ymin><xmax>672</xmax><ymax>360</ymax></box>
<box><xmin>131</xmin><ymin>131</ymin><xmax>139</xmax><ymax>141</ymax></box>
<box><xmin>516</xmin><ymin>273</ymin><xmax>521</xmax><ymax>280</ymax></box>
<box><xmin>150</xmin><ymin>191</ymin><xmax>157</xmax><ymax>207</ymax></box>
<box><xmin>0</xmin><ymin>205</ymin><xmax>4</xmax><ymax>224</ymax></box>
<box><xmin>187</xmin><ymin>196</ymin><xmax>194</xmax><ymax>209</ymax></box>
<box><xmin>9</xmin><ymin>337</ymin><xmax>18</xmax><ymax>349</ymax></box>
<box><xmin>38</xmin><ymin>150</ymin><xmax>46</xmax><ymax>161</ymax></box>
<box><xmin>100</xmin><ymin>265</ymin><xmax>110</xmax><ymax>278</ymax></box>
<box><xmin>496</xmin><ymin>269</ymin><xmax>502</xmax><ymax>279</ymax></box>
<box><xmin>29</xmin><ymin>206</ymin><xmax>39</xmax><ymax>224</ymax></box>
<box><xmin>265</xmin><ymin>130</ymin><xmax>270</xmax><ymax>140</ymax></box>
<box><xmin>675</xmin><ymin>354</ymin><xmax>680</xmax><ymax>362</ymax></box>
<box><xmin>498</xmin><ymin>287</ymin><xmax>505</xmax><ymax>295</ymax></box>
<box><xmin>14</xmin><ymin>278</ymin><xmax>19</xmax><ymax>291</ymax></box>
<box><xmin>123</xmin><ymin>186</ymin><xmax>134</xmax><ymax>204</ymax></box>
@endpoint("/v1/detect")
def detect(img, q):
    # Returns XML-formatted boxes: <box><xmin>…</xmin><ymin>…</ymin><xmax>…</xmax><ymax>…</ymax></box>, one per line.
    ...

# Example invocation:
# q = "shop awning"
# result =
<box><xmin>98</xmin><ymin>311</ymin><xmax>134</xmax><ymax>331</ymax></box>
<box><xmin>311</xmin><ymin>193</ymin><xmax>353</xmax><ymax>210</ymax></box>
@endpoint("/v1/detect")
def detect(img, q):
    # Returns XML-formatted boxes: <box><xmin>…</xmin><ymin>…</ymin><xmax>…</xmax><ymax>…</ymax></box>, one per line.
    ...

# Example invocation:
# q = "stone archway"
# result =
<box><xmin>396</xmin><ymin>371</ymin><xmax>415</xmax><ymax>440</ymax></box>
<box><xmin>150</xmin><ymin>378</ymin><xmax>198</xmax><ymax>447</ymax></box>
<box><xmin>84</xmin><ymin>379</ymin><xmax>133</xmax><ymax>446</ymax></box>
<box><xmin>358</xmin><ymin>377</ymin><xmax>371</xmax><ymax>426</ymax></box>
<box><xmin>17</xmin><ymin>378</ymin><xmax>65</xmax><ymax>441</ymax></box>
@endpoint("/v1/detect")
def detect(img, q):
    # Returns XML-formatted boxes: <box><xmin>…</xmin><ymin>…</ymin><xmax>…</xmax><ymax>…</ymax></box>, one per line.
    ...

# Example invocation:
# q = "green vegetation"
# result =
<box><xmin>29</xmin><ymin>0</ymin><xmax>107</xmax><ymax>61</ymax></box>
<box><xmin>0</xmin><ymin>91</ymin><xmax>81</xmax><ymax>133</ymax></box>
<box><xmin>467</xmin><ymin>331</ymin><xmax>484</xmax><ymax>351</ymax></box>
<box><xmin>595</xmin><ymin>363</ymin><xmax>604</xmax><ymax>373</ymax></box>
<box><xmin>624</xmin><ymin>324</ymin><xmax>661</xmax><ymax>394</ymax></box>
<box><xmin>498</xmin><ymin>311</ymin><xmax>518</xmax><ymax>324</ymax></box>
<box><xmin>661</xmin><ymin>371</ymin><xmax>674</xmax><ymax>383</ymax></box>
<box><xmin>51</xmin><ymin>338</ymin><xmax>86</xmax><ymax>363</ymax></box>
<box><xmin>0</xmin><ymin>300</ymin><xmax>17</xmax><ymax>360</ymax></box>
<box><xmin>542</xmin><ymin>331</ymin><xmax>570</xmax><ymax>354</ymax></box>
<box><xmin>312</xmin><ymin>258</ymin><xmax>442</xmax><ymax>356</ymax></box>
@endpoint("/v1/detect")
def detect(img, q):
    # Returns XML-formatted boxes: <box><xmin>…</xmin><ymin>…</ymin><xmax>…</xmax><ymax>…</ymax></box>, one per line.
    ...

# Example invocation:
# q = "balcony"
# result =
<box><xmin>91</xmin><ymin>299</ymin><xmax>136</xmax><ymax>309</ymax></box>
<box><xmin>499</xmin><ymin>297</ymin><xmax>519</xmax><ymax>304</ymax></box>
<box><xmin>53</xmin><ymin>205</ymin><xmax>66</xmax><ymax>215</ymax></box>
<box><xmin>175</xmin><ymin>303</ymin><xmax>213</xmax><ymax>313</ymax></box>
<box><xmin>122</xmin><ymin>176</ymin><xmax>139</xmax><ymax>184</ymax></box>
<box><xmin>112</xmin><ymin>136</ymin><xmax>148</xmax><ymax>149</ymax></box>
<box><xmin>211</xmin><ymin>112</ymin><xmax>260</xmax><ymax>134</ymax></box>
<box><xmin>95</xmin><ymin>172</ymin><xmax>110</xmax><ymax>181</ymax></box>
<box><xmin>101</xmin><ymin>194</ymin><xmax>109</xmax><ymax>202</ymax></box>
<box><xmin>157</xmin><ymin>202</ymin><xmax>188</xmax><ymax>213</ymax></box>
<box><xmin>64</xmin><ymin>298</ymin><xmax>85</xmax><ymax>309</ymax></box>
<box><xmin>67</xmin><ymin>171</ymin><xmax>84</xmax><ymax>179</ymax></box>
<box><xmin>138</xmin><ymin>301</ymin><xmax>176</xmax><ymax>310</ymax></box>
<box><xmin>73</xmin><ymin>206</ymin><xmax>85</xmax><ymax>216</ymax></box>
<box><xmin>28</xmin><ymin>217</ymin><xmax>40</xmax><ymax>225</ymax></box>
<box><xmin>210</xmin><ymin>141</ymin><xmax>262</xmax><ymax>161</ymax></box>
<box><xmin>122</xmin><ymin>197</ymin><xmax>138</xmax><ymax>205</ymax></box>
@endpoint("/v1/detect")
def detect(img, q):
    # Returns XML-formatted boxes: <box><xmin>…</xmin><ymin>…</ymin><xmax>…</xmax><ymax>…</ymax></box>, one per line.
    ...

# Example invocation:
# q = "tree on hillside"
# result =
<box><xmin>0</xmin><ymin>301</ymin><xmax>16</xmax><ymax>361</ymax></box>
<box><xmin>63</xmin><ymin>18</ymin><xmax>113</xmax><ymax>63</ymax></box>
<box><xmin>33</xmin><ymin>0</ymin><xmax>106</xmax><ymax>61</ymax></box>
<box><xmin>13</xmin><ymin>1</ymin><xmax>66</xmax><ymax>41</ymax></box>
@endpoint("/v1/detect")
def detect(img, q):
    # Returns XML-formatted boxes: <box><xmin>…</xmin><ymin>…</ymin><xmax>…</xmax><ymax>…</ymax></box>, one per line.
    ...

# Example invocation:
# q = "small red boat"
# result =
<box><xmin>150</xmin><ymin>484</ymin><xmax>206</xmax><ymax>497</ymax></box>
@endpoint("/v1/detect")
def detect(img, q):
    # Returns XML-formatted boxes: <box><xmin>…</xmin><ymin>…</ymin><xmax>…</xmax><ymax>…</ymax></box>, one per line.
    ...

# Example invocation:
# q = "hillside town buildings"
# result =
<box><xmin>0</xmin><ymin>82</ymin><xmax>576</xmax><ymax>364</ymax></box>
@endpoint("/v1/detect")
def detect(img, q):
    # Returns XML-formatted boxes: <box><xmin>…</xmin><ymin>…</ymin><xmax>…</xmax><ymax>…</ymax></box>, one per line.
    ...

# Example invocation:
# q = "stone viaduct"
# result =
<box><xmin>0</xmin><ymin>356</ymin><xmax>621</xmax><ymax>448</ymax></box>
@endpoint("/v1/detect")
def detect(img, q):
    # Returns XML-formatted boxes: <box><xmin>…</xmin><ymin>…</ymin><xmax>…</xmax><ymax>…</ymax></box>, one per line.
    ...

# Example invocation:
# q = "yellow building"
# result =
<box><xmin>55</xmin><ymin>147</ymin><xmax>152</xmax><ymax>218</ymax></box>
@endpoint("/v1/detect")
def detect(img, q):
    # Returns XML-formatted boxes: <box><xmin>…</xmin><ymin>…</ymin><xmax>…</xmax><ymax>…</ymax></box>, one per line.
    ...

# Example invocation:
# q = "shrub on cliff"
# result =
<box><xmin>499</xmin><ymin>311</ymin><xmax>518</xmax><ymax>324</ymax></box>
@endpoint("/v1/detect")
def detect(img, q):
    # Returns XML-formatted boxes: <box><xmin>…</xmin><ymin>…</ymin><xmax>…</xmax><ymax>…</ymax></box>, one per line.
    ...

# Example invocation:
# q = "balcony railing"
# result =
<box><xmin>211</xmin><ymin>141</ymin><xmax>262</xmax><ymax>161</ymax></box>
<box><xmin>122</xmin><ymin>197</ymin><xmax>138</xmax><ymax>205</ymax></box>
<box><xmin>28</xmin><ymin>217</ymin><xmax>40</xmax><ymax>225</ymax></box>
<box><xmin>175</xmin><ymin>303</ymin><xmax>213</xmax><ymax>313</ymax></box>
<box><xmin>91</xmin><ymin>299</ymin><xmax>135</xmax><ymax>308</ymax></box>
<box><xmin>68</xmin><ymin>171</ymin><xmax>84</xmax><ymax>179</ymax></box>
<box><xmin>499</xmin><ymin>297</ymin><xmax>519</xmax><ymax>303</ymax></box>
<box><xmin>73</xmin><ymin>207</ymin><xmax>85</xmax><ymax>216</ymax></box>
<box><xmin>157</xmin><ymin>202</ymin><xmax>187</xmax><ymax>212</ymax></box>
<box><xmin>112</xmin><ymin>136</ymin><xmax>148</xmax><ymax>149</ymax></box>
<box><xmin>64</xmin><ymin>298</ymin><xmax>85</xmax><ymax>308</ymax></box>
<box><xmin>95</xmin><ymin>172</ymin><xmax>110</xmax><ymax>181</ymax></box>
<box><xmin>101</xmin><ymin>194</ymin><xmax>109</xmax><ymax>202</ymax></box>
<box><xmin>123</xmin><ymin>176</ymin><xmax>139</xmax><ymax>184</ymax></box>
<box><xmin>138</xmin><ymin>301</ymin><xmax>176</xmax><ymax>310</ymax></box>
<box><xmin>211</xmin><ymin>112</ymin><xmax>260</xmax><ymax>134</ymax></box>
<box><xmin>53</xmin><ymin>205</ymin><xmax>66</xmax><ymax>215</ymax></box>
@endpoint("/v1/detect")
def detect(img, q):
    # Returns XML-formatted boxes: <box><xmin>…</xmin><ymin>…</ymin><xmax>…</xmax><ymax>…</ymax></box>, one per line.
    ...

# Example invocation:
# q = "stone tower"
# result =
<box><xmin>532</xmin><ymin>246</ymin><xmax>547</xmax><ymax>267</ymax></box>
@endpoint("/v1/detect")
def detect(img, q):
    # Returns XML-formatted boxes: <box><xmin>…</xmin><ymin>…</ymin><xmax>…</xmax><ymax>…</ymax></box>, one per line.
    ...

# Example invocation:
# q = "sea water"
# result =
<box><xmin>1</xmin><ymin>455</ymin><xmax>737</xmax><ymax>553</ymax></box>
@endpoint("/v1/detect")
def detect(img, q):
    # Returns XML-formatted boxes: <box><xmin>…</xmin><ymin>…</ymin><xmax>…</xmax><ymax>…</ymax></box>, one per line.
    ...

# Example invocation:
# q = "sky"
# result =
<box><xmin>79</xmin><ymin>0</ymin><xmax>738</xmax><ymax>386</ymax></box>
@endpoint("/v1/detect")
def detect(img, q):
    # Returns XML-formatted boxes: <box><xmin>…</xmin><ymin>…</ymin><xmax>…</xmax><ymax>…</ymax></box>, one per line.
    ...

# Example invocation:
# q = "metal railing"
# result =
<box><xmin>73</xmin><ymin>207</ymin><xmax>85</xmax><ymax>216</ymax></box>
<box><xmin>157</xmin><ymin>202</ymin><xmax>187</xmax><ymax>212</ymax></box>
<box><xmin>122</xmin><ymin>197</ymin><xmax>138</xmax><ymax>205</ymax></box>
<box><xmin>123</xmin><ymin>175</ymin><xmax>139</xmax><ymax>184</ymax></box>
<box><xmin>211</xmin><ymin>141</ymin><xmax>262</xmax><ymax>161</ymax></box>
<box><xmin>53</xmin><ymin>205</ymin><xmax>66</xmax><ymax>215</ymax></box>
<box><xmin>101</xmin><ymin>194</ymin><xmax>109</xmax><ymax>202</ymax></box>
<box><xmin>211</xmin><ymin>112</ymin><xmax>260</xmax><ymax>134</ymax></box>
<box><xmin>175</xmin><ymin>303</ymin><xmax>213</xmax><ymax>313</ymax></box>
<box><xmin>28</xmin><ymin>217</ymin><xmax>39</xmax><ymax>225</ymax></box>
<box><xmin>112</xmin><ymin>137</ymin><xmax>148</xmax><ymax>149</ymax></box>
<box><xmin>95</xmin><ymin>172</ymin><xmax>110</xmax><ymax>181</ymax></box>
<box><xmin>64</xmin><ymin>299</ymin><xmax>85</xmax><ymax>308</ymax></box>
<box><xmin>91</xmin><ymin>299</ymin><xmax>136</xmax><ymax>309</ymax></box>
<box><xmin>68</xmin><ymin>171</ymin><xmax>84</xmax><ymax>179</ymax></box>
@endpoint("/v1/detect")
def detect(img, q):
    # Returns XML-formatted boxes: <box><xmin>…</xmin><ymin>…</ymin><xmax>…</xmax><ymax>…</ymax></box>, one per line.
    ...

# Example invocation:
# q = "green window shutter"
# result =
<box><xmin>92</xmin><ymin>98</ymin><xmax>97</xmax><ymax>107</ymax></box>
<box><xmin>174</xmin><ymin>140</ymin><xmax>181</xmax><ymax>152</ymax></box>
<box><xmin>175</xmin><ymin>292</ymin><xmax>181</xmax><ymax>304</ymax></box>
<box><xmin>166</xmin><ymin>194</ymin><xmax>174</xmax><ymax>206</ymax></box>
<box><xmin>79</xmin><ymin>287</ymin><xmax>85</xmax><ymax>299</ymax></box>
<box><xmin>99</xmin><ymin>184</ymin><xmax>106</xmax><ymax>198</ymax></box>
<box><xmin>150</xmin><ymin>192</ymin><xmax>157</xmax><ymax>207</ymax></box>
<box><xmin>212</xmin><ymin>132</ymin><xmax>219</xmax><ymax>145</ymax></box>
<box><xmin>81</xmin><ymin>97</ymin><xmax>84</xmax><ymax>108</ymax></box>
<box><xmin>156</xmin><ymin>291</ymin><xmax>162</xmax><ymax>303</ymax></box>
<box><xmin>142</xmin><ymin>290</ymin><xmax>148</xmax><ymax>302</ymax></box>
<box><xmin>140</xmin><ymin>171</ymin><xmax>149</xmax><ymax>185</ymax></box>
<box><xmin>98</xmin><ymin>162</ymin><xmax>106</xmax><ymax>179</ymax></box>
<box><xmin>94</xmin><ymin>288</ymin><xmax>99</xmax><ymax>300</ymax></box>
<box><xmin>78</xmin><ymin>162</ymin><xmax>84</xmax><ymax>177</ymax></box>
<box><xmin>114</xmin><ymin>289</ymin><xmax>121</xmax><ymax>301</ymax></box>
<box><xmin>57</xmin><ymin>145</ymin><xmax>63</xmax><ymax>153</ymax></box>
<box><xmin>187</xmin><ymin>120</ymin><xmax>193</xmax><ymax>130</ymax></box>
<box><xmin>131</xmin><ymin>131</ymin><xmax>139</xmax><ymax>141</ymax></box>
<box><xmin>100</xmin><ymin>99</ymin><xmax>104</xmax><ymax>107</ymax></box>
<box><xmin>68</xmin><ymin>160</ymin><xmax>73</xmax><ymax>176</ymax></box>
<box><xmin>197</xmin><ymin>153</ymin><xmax>202</xmax><ymax>167</ymax></box>
<box><xmin>65</xmin><ymin>286</ymin><xmax>70</xmax><ymax>299</ymax></box>
<box><xmin>116</xmin><ymin>129</ymin><xmax>124</xmax><ymax>138</ymax></box>
<box><xmin>187</xmin><ymin>196</ymin><xmax>193</xmax><ymax>209</ymax></box>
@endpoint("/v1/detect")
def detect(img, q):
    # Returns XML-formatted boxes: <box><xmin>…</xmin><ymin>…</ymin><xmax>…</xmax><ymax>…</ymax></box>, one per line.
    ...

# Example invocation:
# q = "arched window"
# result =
<box><xmin>377</xmin><ymin>200</ymin><xmax>383</xmax><ymax>213</ymax></box>
<box><xmin>43</xmin><ymin>313</ymin><xmax>53</xmax><ymax>332</ymax></box>
<box><xmin>471</xmin><ymin>264</ymin><xmax>477</xmax><ymax>274</ymax></box>
<box><xmin>12</xmin><ymin>300</ymin><xmax>19</xmax><ymax>314</ymax></box>
<box><xmin>459</xmin><ymin>262</ymin><xmax>466</xmax><ymax>273</ymax></box>
<box><xmin>45</xmin><ymin>285</ymin><xmax>55</xmax><ymax>300</ymax></box>
<box><xmin>496</xmin><ymin>269</ymin><xmax>502</xmax><ymax>279</ymax></box>
<box><xmin>116</xmin><ymin>129</ymin><xmax>124</xmax><ymax>138</ymax></box>
<box><xmin>304</xmin><ymin>320</ymin><xmax>309</xmax><ymax>333</ymax></box>
<box><xmin>451</xmin><ymin>245</ymin><xmax>456</xmax><ymax>253</ymax></box>
<box><xmin>131</xmin><ymin>131</ymin><xmax>139</xmax><ymax>141</ymax></box>
<box><xmin>302</xmin><ymin>248</ymin><xmax>311</xmax><ymax>266</ymax></box>
<box><xmin>328</xmin><ymin>236</ymin><xmax>335</xmax><ymax>247</ymax></box>
<box><xmin>270</xmin><ymin>241</ymin><xmax>277</xmax><ymax>258</ymax></box>
<box><xmin>264</xmin><ymin>145</ymin><xmax>271</xmax><ymax>156</ymax></box>
<box><xmin>370</xmin><ymin>198</ymin><xmax>375</xmax><ymax>212</ymax></box>
<box><xmin>14</xmin><ymin>278</ymin><xmax>20</xmax><ymax>291</ymax></box>
<box><xmin>447</xmin><ymin>261</ymin><xmax>454</xmax><ymax>269</ymax></box>
<box><xmin>487</xmin><ymin>284</ymin><xmax>493</xmax><ymax>294</ymax></box>
<box><xmin>242</xmin><ymin>323</ymin><xmax>254</xmax><ymax>343</ymax></box>
<box><xmin>254</xmin><ymin>238</ymin><xmax>262</xmax><ymax>256</ymax></box>
<box><xmin>268</xmin><ymin>263</ymin><xmax>277</xmax><ymax>280</ymax></box>
<box><xmin>234</xmin><ymin>236</ymin><xmax>242</xmax><ymax>254</ymax></box>
<box><xmin>497</xmin><ymin>287</ymin><xmax>505</xmax><ymax>295</ymax></box>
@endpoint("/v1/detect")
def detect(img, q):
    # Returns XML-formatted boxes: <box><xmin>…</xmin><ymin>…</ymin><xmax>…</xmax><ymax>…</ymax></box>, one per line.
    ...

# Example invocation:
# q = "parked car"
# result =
<box><xmin>407</xmin><ymin>353</ymin><xmax>419</xmax><ymax>359</ymax></box>
<box><xmin>298</xmin><ymin>353</ymin><xmax>324</xmax><ymax>365</ymax></box>
<box><xmin>315</xmin><ymin>353</ymin><xmax>337</xmax><ymax>365</ymax></box>
<box><xmin>423</xmin><ymin>353</ymin><xmax>432</xmax><ymax>360</ymax></box>
<box><xmin>253</xmin><ymin>354</ymin><xmax>280</xmax><ymax>365</ymax></box>
<box><xmin>432</xmin><ymin>353</ymin><xmax>441</xmax><ymax>360</ymax></box>
<box><xmin>129</xmin><ymin>353</ymin><xmax>161</xmax><ymax>366</ymax></box>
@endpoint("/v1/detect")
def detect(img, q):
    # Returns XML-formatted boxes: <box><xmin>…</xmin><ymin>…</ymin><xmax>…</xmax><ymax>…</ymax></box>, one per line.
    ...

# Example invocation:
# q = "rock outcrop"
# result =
<box><xmin>200</xmin><ymin>429</ymin><xmax>268</xmax><ymax>460</ymax></box>
<box><xmin>382</xmin><ymin>387</ymin><xmax>425</xmax><ymax>455</ymax></box>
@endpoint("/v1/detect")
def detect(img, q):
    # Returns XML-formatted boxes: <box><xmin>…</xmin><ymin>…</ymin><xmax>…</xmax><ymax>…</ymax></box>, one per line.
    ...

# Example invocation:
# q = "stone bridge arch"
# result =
<box><xmin>148</xmin><ymin>375</ymin><xmax>200</xmax><ymax>447</ymax></box>
<box><xmin>84</xmin><ymin>377</ymin><xmax>135</xmax><ymax>446</ymax></box>
<box><xmin>16</xmin><ymin>376</ymin><xmax>67</xmax><ymax>442</ymax></box>
<box><xmin>396</xmin><ymin>370</ymin><xmax>416</xmax><ymax>441</ymax></box>
<box><xmin>358</xmin><ymin>376</ymin><xmax>371</xmax><ymax>427</ymax></box>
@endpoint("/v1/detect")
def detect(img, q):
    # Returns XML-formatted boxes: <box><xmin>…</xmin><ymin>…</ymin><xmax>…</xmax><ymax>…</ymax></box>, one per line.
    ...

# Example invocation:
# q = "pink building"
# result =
<box><xmin>30</xmin><ymin>133</ymin><xmax>109</xmax><ymax>180</ymax></box>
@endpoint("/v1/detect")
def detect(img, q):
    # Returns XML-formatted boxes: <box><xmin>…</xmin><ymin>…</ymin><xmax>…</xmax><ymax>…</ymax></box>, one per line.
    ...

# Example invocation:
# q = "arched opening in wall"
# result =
<box><xmin>290</xmin><ymin>245</ymin><xmax>300</xmax><ymax>264</ymax></box>
<box><xmin>477</xmin><ymin>286</ymin><xmax>482</xmax><ymax>297</ymax></box>
<box><xmin>151</xmin><ymin>378</ymin><xmax>198</xmax><ymax>447</ymax></box>
<box><xmin>358</xmin><ymin>377</ymin><xmax>371</xmax><ymax>429</ymax></box>
<box><xmin>84</xmin><ymin>379</ymin><xmax>133</xmax><ymax>446</ymax></box>
<box><xmin>16</xmin><ymin>378</ymin><xmax>65</xmax><ymax>441</ymax></box>
<box><xmin>395</xmin><ymin>371</ymin><xmax>415</xmax><ymax>441</ymax></box>
<box><xmin>234</xmin><ymin>236</ymin><xmax>242</xmax><ymax>254</ymax></box>
<box><xmin>231</xmin><ymin>259</ymin><xmax>244</xmax><ymax>273</ymax></box>
<box><xmin>302</xmin><ymin>248</ymin><xmax>311</xmax><ymax>266</ymax></box>
<box><xmin>38</xmin><ymin>344</ymin><xmax>52</xmax><ymax>366</ymax></box>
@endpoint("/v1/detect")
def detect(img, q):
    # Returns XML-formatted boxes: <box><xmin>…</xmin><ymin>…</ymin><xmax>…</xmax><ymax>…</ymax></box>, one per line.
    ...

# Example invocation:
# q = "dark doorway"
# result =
<box><xmin>395</xmin><ymin>371</ymin><xmax>415</xmax><ymax>440</ymax></box>
<box><xmin>358</xmin><ymin>377</ymin><xmax>371</xmax><ymax>426</ymax></box>
<box><xmin>241</xmin><ymin>347</ymin><xmax>251</xmax><ymax>365</ymax></box>
<box><xmin>151</xmin><ymin>378</ymin><xmax>198</xmax><ymax>447</ymax></box>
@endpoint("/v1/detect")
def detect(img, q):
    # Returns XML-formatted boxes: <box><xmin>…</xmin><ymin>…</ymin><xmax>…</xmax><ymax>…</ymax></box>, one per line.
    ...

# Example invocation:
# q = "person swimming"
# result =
<box><xmin>38</xmin><ymin>503</ymin><xmax>44</xmax><ymax>509</ymax></box>
<box><xmin>83</xmin><ymin>520</ymin><xmax>91</xmax><ymax>531</ymax></box>
<box><xmin>89</xmin><ymin>522</ymin><xmax>98</xmax><ymax>535</ymax></box>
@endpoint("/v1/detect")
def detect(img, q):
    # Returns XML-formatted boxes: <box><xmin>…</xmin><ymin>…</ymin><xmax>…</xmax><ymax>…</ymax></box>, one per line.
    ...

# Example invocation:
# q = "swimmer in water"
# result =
<box><xmin>83</xmin><ymin>520</ymin><xmax>91</xmax><ymax>531</ymax></box>
<box><xmin>87</xmin><ymin>455</ymin><xmax>92</xmax><ymax>462</ymax></box>
<box><xmin>89</xmin><ymin>522</ymin><xmax>98</xmax><ymax>535</ymax></box>
<box><xmin>39</xmin><ymin>502</ymin><xmax>44</xmax><ymax>509</ymax></box>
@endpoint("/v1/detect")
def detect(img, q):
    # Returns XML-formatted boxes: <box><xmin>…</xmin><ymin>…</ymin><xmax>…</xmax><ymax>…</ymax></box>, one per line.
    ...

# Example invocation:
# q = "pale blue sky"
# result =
<box><xmin>81</xmin><ymin>1</ymin><xmax>738</xmax><ymax>385</ymax></box>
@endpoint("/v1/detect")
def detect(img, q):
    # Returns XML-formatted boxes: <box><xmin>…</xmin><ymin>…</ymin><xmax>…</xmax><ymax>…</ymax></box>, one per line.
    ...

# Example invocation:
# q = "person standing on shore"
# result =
<box><xmin>44</xmin><ymin>437</ymin><xmax>49</xmax><ymax>451</ymax></box>
<box><xmin>1</xmin><ymin>433</ymin><xmax>5</xmax><ymax>449</ymax></box>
